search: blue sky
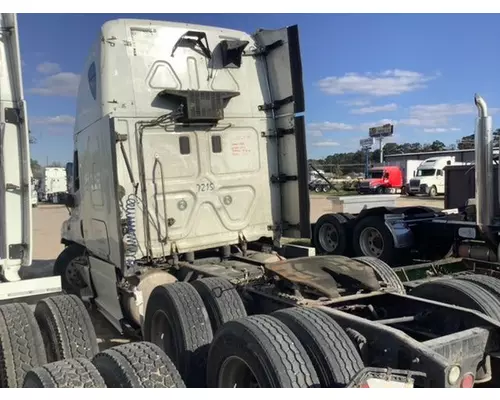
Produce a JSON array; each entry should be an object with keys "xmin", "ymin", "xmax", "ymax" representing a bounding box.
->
[{"xmin": 18, "ymin": 13, "xmax": 500, "ymax": 164}]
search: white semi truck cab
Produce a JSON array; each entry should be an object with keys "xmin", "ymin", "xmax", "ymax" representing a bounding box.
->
[
  {"xmin": 60, "ymin": 19, "xmax": 309, "ymax": 327},
  {"xmin": 408, "ymin": 156, "xmax": 455, "ymax": 197}
]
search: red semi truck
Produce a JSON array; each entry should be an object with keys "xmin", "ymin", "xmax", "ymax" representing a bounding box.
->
[{"xmin": 357, "ymin": 165, "xmax": 404, "ymax": 194}]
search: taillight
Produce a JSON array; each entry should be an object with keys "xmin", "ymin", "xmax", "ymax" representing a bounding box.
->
[
  {"xmin": 360, "ymin": 383, "xmax": 370, "ymax": 388},
  {"xmin": 460, "ymin": 373, "xmax": 475, "ymax": 388}
]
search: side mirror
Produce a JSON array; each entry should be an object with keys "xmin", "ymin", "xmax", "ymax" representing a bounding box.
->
[
  {"xmin": 65, "ymin": 193, "xmax": 76, "ymax": 208},
  {"xmin": 413, "ymin": 171, "xmax": 416, "ymax": 177}
]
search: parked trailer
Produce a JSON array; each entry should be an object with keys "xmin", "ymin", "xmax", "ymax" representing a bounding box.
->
[{"xmin": 46, "ymin": 17, "xmax": 500, "ymax": 389}]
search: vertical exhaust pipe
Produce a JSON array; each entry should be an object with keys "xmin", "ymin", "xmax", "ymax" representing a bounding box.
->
[{"xmin": 474, "ymin": 94, "xmax": 494, "ymax": 234}]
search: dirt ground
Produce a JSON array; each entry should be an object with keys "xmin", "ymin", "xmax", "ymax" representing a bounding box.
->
[{"xmin": 24, "ymin": 195, "xmax": 445, "ymax": 349}]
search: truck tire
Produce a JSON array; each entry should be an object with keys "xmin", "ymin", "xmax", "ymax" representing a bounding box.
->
[
  {"xmin": 272, "ymin": 307, "xmax": 364, "ymax": 387},
  {"xmin": 456, "ymin": 275, "xmax": 500, "ymax": 299},
  {"xmin": 352, "ymin": 216, "xmax": 406, "ymax": 265},
  {"xmin": 23, "ymin": 358, "xmax": 106, "ymax": 388},
  {"xmin": 353, "ymin": 256, "xmax": 406, "ymax": 294},
  {"xmin": 34, "ymin": 294, "xmax": 99, "ymax": 363},
  {"xmin": 339, "ymin": 212, "xmax": 355, "ymax": 221},
  {"xmin": 143, "ymin": 282, "xmax": 213, "ymax": 387},
  {"xmin": 92, "ymin": 342, "xmax": 186, "ymax": 388},
  {"xmin": 411, "ymin": 279, "xmax": 500, "ymax": 321},
  {"xmin": 313, "ymin": 213, "xmax": 350, "ymax": 255},
  {"xmin": 53, "ymin": 244, "xmax": 88, "ymax": 295},
  {"xmin": 375, "ymin": 186, "xmax": 384, "ymax": 194},
  {"xmin": 429, "ymin": 186, "xmax": 437, "ymax": 197},
  {"xmin": 207, "ymin": 314, "xmax": 320, "ymax": 388},
  {"xmin": 191, "ymin": 277, "xmax": 247, "ymax": 333},
  {"xmin": 0, "ymin": 303, "xmax": 47, "ymax": 388}
]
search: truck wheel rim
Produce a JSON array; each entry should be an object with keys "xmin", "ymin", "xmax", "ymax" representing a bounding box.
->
[
  {"xmin": 66, "ymin": 256, "xmax": 86, "ymax": 288},
  {"xmin": 150, "ymin": 309, "xmax": 175, "ymax": 359},
  {"xmin": 318, "ymin": 223, "xmax": 339, "ymax": 252},
  {"xmin": 359, "ymin": 227, "xmax": 384, "ymax": 257},
  {"xmin": 218, "ymin": 355, "xmax": 260, "ymax": 388}
]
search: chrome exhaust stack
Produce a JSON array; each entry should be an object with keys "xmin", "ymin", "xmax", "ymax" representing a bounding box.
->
[{"xmin": 474, "ymin": 94, "xmax": 494, "ymax": 234}]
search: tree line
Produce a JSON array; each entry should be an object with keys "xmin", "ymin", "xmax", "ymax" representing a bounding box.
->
[{"xmin": 310, "ymin": 131, "xmax": 499, "ymax": 169}]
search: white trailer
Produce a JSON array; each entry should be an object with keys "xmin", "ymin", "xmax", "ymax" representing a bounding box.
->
[{"xmin": 40, "ymin": 167, "xmax": 67, "ymax": 203}]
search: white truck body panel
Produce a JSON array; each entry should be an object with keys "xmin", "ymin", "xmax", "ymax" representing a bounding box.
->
[
  {"xmin": 403, "ymin": 160, "xmax": 422, "ymax": 184},
  {"xmin": 0, "ymin": 14, "xmax": 62, "ymax": 297},
  {"xmin": 0, "ymin": 14, "xmax": 33, "ymax": 281},
  {"xmin": 41, "ymin": 167, "xmax": 67, "ymax": 196},
  {"xmin": 69, "ymin": 20, "xmax": 308, "ymax": 271}
]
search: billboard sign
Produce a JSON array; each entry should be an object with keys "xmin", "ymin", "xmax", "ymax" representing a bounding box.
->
[
  {"xmin": 360, "ymin": 138, "xmax": 374, "ymax": 147},
  {"xmin": 369, "ymin": 124, "xmax": 394, "ymax": 138}
]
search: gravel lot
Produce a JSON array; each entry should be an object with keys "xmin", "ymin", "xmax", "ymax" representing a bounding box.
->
[{"xmin": 23, "ymin": 195, "xmax": 445, "ymax": 349}]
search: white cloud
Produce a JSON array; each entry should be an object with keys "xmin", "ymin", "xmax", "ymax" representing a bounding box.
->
[
  {"xmin": 36, "ymin": 62, "xmax": 61, "ymax": 75},
  {"xmin": 307, "ymin": 122, "xmax": 354, "ymax": 132},
  {"xmin": 350, "ymin": 103, "xmax": 398, "ymax": 115},
  {"xmin": 312, "ymin": 141, "xmax": 340, "ymax": 147},
  {"xmin": 308, "ymin": 130, "xmax": 323, "ymax": 137},
  {"xmin": 423, "ymin": 127, "xmax": 461, "ymax": 133},
  {"xmin": 31, "ymin": 115, "xmax": 75, "ymax": 125},
  {"xmin": 318, "ymin": 69, "xmax": 439, "ymax": 97},
  {"xmin": 337, "ymin": 99, "xmax": 371, "ymax": 107},
  {"xmin": 399, "ymin": 103, "xmax": 480, "ymax": 128},
  {"xmin": 29, "ymin": 71, "xmax": 80, "ymax": 97}
]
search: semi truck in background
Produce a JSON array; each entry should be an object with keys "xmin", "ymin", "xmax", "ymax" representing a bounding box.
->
[
  {"xmin": 357, "ymin": 160, "xmax": 421, "ymax": 195},
  {"xmin": 357, "ymin": 165, "xmax": 404, "ymax": 194},
  {"xmin": 407, "ymin": 156, "xmax": 460, "ymax": 197},
  {"xmin": 39, "ymin": 166, "xmax": 67, "ymax": 203},
  {"xmin": 5, "ymin": 12, "xmax": 500, "ymax": 389}
]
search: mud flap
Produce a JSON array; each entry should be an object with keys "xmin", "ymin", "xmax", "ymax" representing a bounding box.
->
[
  {"xmin": 253, "ymin": 26, "xmax": 310, "ymax": 239},
  {"xmin": 0, "ymin": 14, "xmax": 33, "ymax": 282}
]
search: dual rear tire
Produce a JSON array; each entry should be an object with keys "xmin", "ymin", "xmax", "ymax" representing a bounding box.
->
[
  {"xmin": 313, "ymin": 213, "xmax": 408, "ymax": 266},
  {"xmin": 0, "ymin": 294, "xmax": 99, "ymax": 388},
  {"xmin": 142, "ymin": 278, "xmax": 365, "ymax": 388}
]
